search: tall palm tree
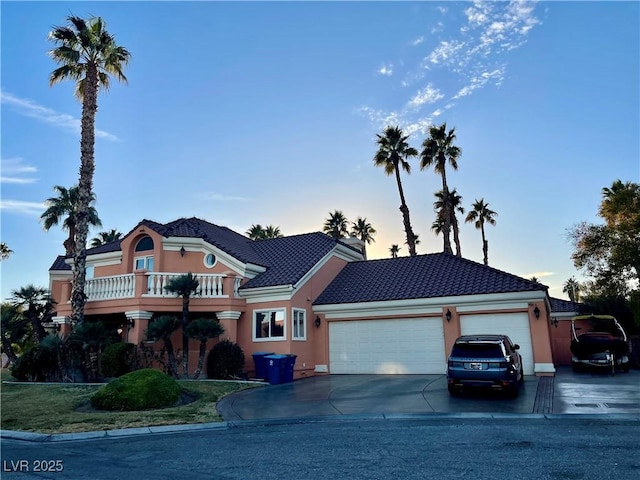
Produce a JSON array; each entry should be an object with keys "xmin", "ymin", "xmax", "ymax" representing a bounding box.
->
[
  {"xmin": 49, "ymin": 15, "xmax": 130, "ymax": 325},
  {"xmin": 420, "ymin": 123, "xmax": 462, "ymax": 255},
  {"xmin": 350, "ymin": 217, "xmax": 377, "ymax": 259},
  {"xmin": 1, "ymin": 303, "xmax": 30, "ymax": 366},
  {"xmin": 434, "ymin": 188, "xmax": 464, "ymax": 256},
  {"xmin": 164, "ymin": 272, "xmax": 200, "ymax": 378},
  {"xmin": 599, "ymin": 179, "xmax": 640, "ymax": 228},
  {"xmin": 10, "ymin": 285, "xmax": 54, "ymax": 344},
  {"xmin": 185, "ymin": 318, "xmax": 224, "ymax": 379},
  {"xmin": 323, "ymin": 210, "xmax": 349, "ymax": 240},
  {"xmin": 90, "ymin": 228, "xmax": 122, "ymax": 247},
  {"xmin": 0, "ymin": 243, "xmax": 13, "ymax": 261},
  {"xmin": 41, "ymin": 185, "xmax": 101, "ymax": 256},
  {"xmin": 374, "ymin": 126, "xmax": 419, "ymax": 256},
  {"xmin": 563, "ymin": 277, "xmax": 582, "ymax": 302},
  {"xmin": 389, "ymin": 244, "xmax": 400, "ymax": 258},
  {"xmin": 246, "ymin": 224, "xmax": 266, "ymax": 240},
  {"xmin": 264, "ymin": 225, "xmax": 283, "ymax": 239},
  {"xmin": 465, "ymin": 198, "xmax": 497, "ymax": 266}
]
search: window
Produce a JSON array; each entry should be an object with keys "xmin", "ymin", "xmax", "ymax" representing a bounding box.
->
[
  {"xmin": 86, "ymin": 265, "xmax": 95, "ymax": 279},
  {"xmin": 292, "ymin": 308, "xmax": 306, "ymax": 340},
  {"xmin": 253, "ymin": 309, "xmax": 286, "ymax": 341},
  {"xmin": 135, "ymin": 236, "xmax": 154, "ymax": 252},
  {"xmin": 135, "ymin": 256, "xmax": 154, "ymax": 271},
  {"xmin": 204, "ymin": 253, "xmax": 216, "ymax": 268}
]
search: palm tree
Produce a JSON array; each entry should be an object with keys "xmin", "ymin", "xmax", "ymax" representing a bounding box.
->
[
  {"xmin": 146, "ymin": 315, "xmax": 180, "ymax": 378},
  {"xmin": 246, "ymin": 224, "xmax": 266, "ymax": 240},
  {"xmin": 350, "ymin": 217, "xmax": 377, "ymax": 259},
  {"xmin": 389, "ymin": 244, "xmax": 400, "ymax": 258},
  {"xmin": 49, "ymin": 15, "xmax": 130, "ymax": 326},
  {"xmin": 1, "ymin": 303, "xmax": 30, "ymax": 366},
  {"xmin": 41, "ymin": 185, "xmax": 102, "ymax": 256},
  {"xmin": 164, "ymin": 272, "xmax": 200, "ymax": 378},
  {"xmin": 563, "ymin": 277, "xmax": 582, "ymax": 302},
  {"xmin": 465, "ymin": 198, "xmax": 497, "ymax": 266},
  {"xmin": 323, "ymin": 210, "xmax": 349, "ymax": 240},
  {"xmin": 374, "ymin": 126, "xmax": 419, "ymax": 256},
  {"xmin": 600, "ymin": 179, "xmax": 640, "ymax": 227},
  {"xmin": 90, "ymin": 228, "xmax": 122, "ymax": 247},
  {"xmin": 264, "ymin": 225, "xmax": 283, "ymax": 239},
  {"xmin": 420, "ymin": 123, "xmax": 462, "ymax": 255},
  {"xmin": 185, "ymin": 318, "xmax": 224, "ymax": 379},
  {"xmin": 10, "ymin": 285, "xmax": 54, "ymax": 344},
  {"xmin": 0, "ymin": 243, "xmax": 13, "ymax": 261},
  {"xmin": 434, "ymin": 189, "xmax": 464, "ymax": 256}
]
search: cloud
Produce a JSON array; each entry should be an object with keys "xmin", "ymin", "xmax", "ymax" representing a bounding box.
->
[
  {"xmin": 377, "ymin": 64, "xmax": 393, "ymax": 76},
  {"xmin": 408, "ymin": 84, "xmax": 445, "ymax": 108},
  {"xmin": 1, "ymin": 157, "xmax": 38, "ymax": 184},
  {"xmin": 410, "ymin": 36, "xmax": 424, "ymax": 46},
  {"xmin": 198, "ymin": 193, "xmax": 252, "ymax": 202},
  {"xmin": 523, "ymin": 271, "xmax": 556, "ymax": 279},
  {"xmin": 453, "ymin": 66, "xmax": 505, "ymax": 99},
  {"xmin": 0, "ymin": 199, "xmax": 45, "ymax": 215},
  {"xmin": 1, "ymin": 91, "xmax": 119, "ymax": 141}
]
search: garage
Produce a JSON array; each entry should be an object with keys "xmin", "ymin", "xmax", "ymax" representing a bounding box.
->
[
  {"xmin": 329, "ymin": 318, "xmax": 446, "ymax": 374},
  {"xmin": 460, "ymin": 313, "xmax": 535, "ymax": 375}
]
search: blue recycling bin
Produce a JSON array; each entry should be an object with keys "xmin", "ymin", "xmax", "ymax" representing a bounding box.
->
[
  {"xmin": 265, "ymin": 354, "xmax": 288, "ymax": 385},
  {"xmin": 282, "ymin": 354, "xmax": 297, "ymax": 383},
  {"xmin": 252, "ymin": 352, "xmax": 274, "ymax": 381}
]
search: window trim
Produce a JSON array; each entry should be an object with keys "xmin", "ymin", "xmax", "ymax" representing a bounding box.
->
[
  {"xmin": 134, "ymin": 255, "xmax": 154, "ymax": 271},
  {"xmin": 252, "ymin": 308, "xmax": 286, "ymax": 342},
  {"xmin": 292, "ymin": 308, "xmax": 307, "ymax": 341},
  {"xmin": 203, "ymin": 253, "xmax": 217, "ymax": 269}
]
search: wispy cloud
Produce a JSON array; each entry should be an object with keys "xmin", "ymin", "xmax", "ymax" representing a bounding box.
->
[
  {"xmin": 361, "ymin": 1, "xmax": 540, "ymax": 137},
  {"xmin": 524, "ymin": 271, "xmax": 556, "ymax": 279},
  {"xmin": 377, "ymin": 64, "xmax": 393, "ymax": 76},
  {"xmin": 1, "ymin": 91, "xmax": 119, "ymax": 141},
  {"xmin": 1, "ymin": 157, "xmax": 37, "ymax": 184},
  {"xmin": 0, "ymin": 199, "xmax": 45, "ymax": 215},
  {"xmin": 198, "ymin": 193, "xmax": 252, "ymax": 202}
]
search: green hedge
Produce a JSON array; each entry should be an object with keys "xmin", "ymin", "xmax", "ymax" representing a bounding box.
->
[{"xmin": 91, "ymin": 368, "xmax": 181, "ymax": 411}]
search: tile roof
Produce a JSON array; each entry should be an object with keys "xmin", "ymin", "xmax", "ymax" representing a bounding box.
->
[
  {"xmin": 49, "ymin": 255, "xmax": 70, "ymax": 271},
  {"xmin": 313, "ymin": 253, "xmax": 547, "ymax": 305},
  {"xmin": 549, "ymin": 297, "xmax": 584, "ymax": 313},
  {"xmin": 241, "ymin": 233, "xmax": 337, "ymax": 289}
]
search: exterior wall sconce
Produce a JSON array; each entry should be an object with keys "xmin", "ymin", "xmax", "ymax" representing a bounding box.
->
[
  {"xmin": 551, "ymin": 317, "xmax": 558, "ymax": 328},
  {"xmin": 533, "ymin": 305, "xmax": 540, "ymax": 319},
  {"xmin": 315, "ymin": 316, "xmax": 321, "ymax": 328},
  {"xmin": 127, "ymin": 318, "xmax": 135, "ymax": 329},
  {"xmin": 180, "ymin": 246, "xmax": 186, "ymax": 257},
  {"xmin": 55, "ymin": 323, "xmax": 61, "ymax": 332},
  {"xmin": 117, "ymin": 328, "xmax": 123, "ymax": 335},
  {"xmin": 445, "ymin": 309, "xmax": 452, "ymax": 322}
]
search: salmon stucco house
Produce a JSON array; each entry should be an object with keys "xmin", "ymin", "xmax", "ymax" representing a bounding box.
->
[{"xmin": 49, "ymin": 217, "xmax": 558, "ymax": 378}]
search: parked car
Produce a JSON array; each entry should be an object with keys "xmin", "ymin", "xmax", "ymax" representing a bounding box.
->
[
  {"xmin": 570, "ymin": 314, "xmax": 630, "ymax": 373},
  {"xmin": 446, "ymin": 334, "xmax": 524, "ymax": 397}
]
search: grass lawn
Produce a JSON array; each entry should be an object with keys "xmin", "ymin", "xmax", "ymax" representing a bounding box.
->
[{"xmin": 0, "ymin": 369, "xmax": 261, "ymax": 434}]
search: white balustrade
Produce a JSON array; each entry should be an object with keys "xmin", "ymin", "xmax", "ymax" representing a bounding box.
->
[
  {"xmin": 144, "ymin": 273, "xmax": 227, "ymax": 298},
  {"xmin": 85, "ymin": 274, "xmax": 135, "ymax": 301}
]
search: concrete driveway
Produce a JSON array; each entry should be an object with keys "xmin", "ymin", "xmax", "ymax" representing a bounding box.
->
[{"xmin": 217, "ymin": 368, "xmax": 640, "ymax": 421}]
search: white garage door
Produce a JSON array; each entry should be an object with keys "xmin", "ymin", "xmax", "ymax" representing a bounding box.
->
[
  {"xmin": 460, "ymin": 313, "xmax": 534, "ymax": 375},
  {"xmin": 329, "ymin": 318, "xmax": 446, "ymax": 374}
]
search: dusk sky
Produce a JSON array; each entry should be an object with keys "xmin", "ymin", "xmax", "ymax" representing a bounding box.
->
[{"xmin": 1, "ymin": 1, "xmax": 638, "ymax": 301}]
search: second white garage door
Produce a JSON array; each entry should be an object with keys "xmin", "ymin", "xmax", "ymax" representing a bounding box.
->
[
  {"xmin": 459, "ymin": 313, "xmax": 534, "ymax": 375},
  {"xmin": 329, "ymin": 318, "xmax": 446, "ymax": 374}
]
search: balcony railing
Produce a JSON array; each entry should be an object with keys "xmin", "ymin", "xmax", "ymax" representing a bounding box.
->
[{"xmin": 84, "ymin": 272, "xmax": 238, "ymax": 302}]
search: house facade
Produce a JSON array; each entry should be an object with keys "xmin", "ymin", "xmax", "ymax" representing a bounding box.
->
[{"xmin": 49, "ymin": 217, "xmax": 558, "ymax": 378}]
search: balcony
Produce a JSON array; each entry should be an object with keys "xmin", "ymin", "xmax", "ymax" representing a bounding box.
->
[{"xmin": 83, "ymin": 272, "xmax": 241, "ymax": 302}]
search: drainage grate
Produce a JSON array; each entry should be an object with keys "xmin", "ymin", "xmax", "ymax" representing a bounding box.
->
[
  {"xmin": 603, "ymin": 403, "xmax": 640, "ymax": 409},
  {"xmin": 573, "ymin": 403, "xmax": 601, "ymax": 408}
]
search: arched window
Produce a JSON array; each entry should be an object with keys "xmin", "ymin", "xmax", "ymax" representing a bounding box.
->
[
  {"xmin": 134, "ymin": 236, "xmax": 154, "ymax": 272},
  {"xmin": 135, "ymin": 236, "xmax": 154, "ymax": 252}
]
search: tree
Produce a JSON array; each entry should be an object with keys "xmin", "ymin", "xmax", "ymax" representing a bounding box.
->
[
  {"xmin": 246, "ymin": 224, "xmax": 283, "ymax": 240},
  {"xmin": 350, "ymin": 217, "xmax": 377, "ymax": 259},
  {"xmin": 146, "ymin": 315, "xmax": 180, "ymax": 378},
  {"xmin": 0, "ymin": 243, "xmax": 13, "ymax": 261},
  {"xmin": 185, "ymin": 318, "xmax": 224, "ymax": 379},
  {"xmin": 420, "ymin": 123, "xmax": 462, "ymax": 255},
  {"xmin": 434, "ymin": 189, "xmax": 464, "ymax": 257},
  {"xmin": 164, "ymin": 272, "xmax": 200, "ymax": 378},
  {"xmin": 1, "ymin": 303, "xmax": 30, "ymax": 366},
  {"xmin": 41, "ymin": 185, "xmax": 101, "ymax": 256},
  {"xmin": 264, "ymin": 225, "xmax": 283, "ymax": 239},
  {"xmin": 389, "ymin": 244, "xmax": 400, "ymax": 258},
  {"xmin": 90, "ymin": 228, "xmax": 122, "ymax": 247},
  {"xmin": 49, "ymin": 15, "xmax": 130, "ymax": 325},
  {"xmin": 10, "ymin": 285, "xmax": 54, "ymax": 344},
  {"xmin": 374, "ymin": 126, "xmax": 419, "ymax": 256},
  {"xmin": 465, "ymin": 198, "xmax": 497, "ymax": 266},
  {"xmin": 323, "ymin": 210, "xmax": 349, "ymax": 240},
  {"xmin": 563, "ymin": 277, "xmax": 583, "ymax": 302}
]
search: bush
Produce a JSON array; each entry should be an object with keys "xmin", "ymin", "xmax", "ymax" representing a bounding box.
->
[
  {"xmin": 207, "ymin": 340, "xmax": 245, "ymax": 379},
  {"xmin": 10, "ymin": 345, "xmax": 59, "ymax": 382},
  {"xmin": 91, "ymin": 368, "xmax": 181, "ymax": 411},
  {"xmin": 101, "ymin": 342, "xmax": 136, "ymax": 378}
]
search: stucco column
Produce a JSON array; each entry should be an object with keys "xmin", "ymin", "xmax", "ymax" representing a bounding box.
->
[
  {"xmin": 529, "ymin": 302, "xmax": 555, "ymax": 375},
  {"xmin": 134, "ymin": 270, "xmax": 149, "ymax": 297},
  {"xmin": 222, "ymin": 273, "xmax": 240, "ymax": 297},
  {"xmin": 60, "ymin": 282, "xmax": 72, "ymax": 303},
  {"xmin": 125, "ymin": 310, "xmax": 153, "ymax": 344},
  {"xmin": 442, "ymin": 306, "xmax": 460, "ymax": 357},
  {"xmin": 216, "ymin": 311, "xmax": 242, "ymax": 342},
  {"xmin": 52, "ymin": 315, "xmax": 72, "ymax": 336}
]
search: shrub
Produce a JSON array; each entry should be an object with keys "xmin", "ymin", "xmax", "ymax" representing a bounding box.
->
[
  {"xmin": 101, "ymin": 342, "xmax": 136, "ymax": 378},
  {"xmin": 91, "ymin": 368, "xmax": 181, "ymax": 411},
  {"xmin": 10, "ymin": 345, "xmax": 59, "ymax": 382},
  {"xmin": 207, "ymin": 340, "xmax": 245, "ymax": 379}
]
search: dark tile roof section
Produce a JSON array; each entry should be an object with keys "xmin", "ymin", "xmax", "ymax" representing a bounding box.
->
[
  {"xmin": 49, "ymin": 255, "xmax": 71, "ymax": 271},
  {"xmin": 314, "ymin": 253, "xmax": 547, "ymax": 305},
  {"xmin": 241, "ymin": 233, "xmax": 338, "ymax": 289},
  {"xmin": 549, "ymin": 297, "xmax": 584, "ymax": 313}
]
